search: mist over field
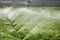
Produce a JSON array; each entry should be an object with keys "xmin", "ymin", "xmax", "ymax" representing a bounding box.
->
[
  {"xmin": 0, "ymin": 7, "xmax": 60, "ymax": 40},
  {"xmin": 0, "ymin": 0, "xmax": 60, "ymax": 40}
]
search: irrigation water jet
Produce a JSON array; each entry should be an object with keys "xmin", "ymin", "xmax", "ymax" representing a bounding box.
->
[
  {"xmin": 0, "ymin": 7, "xmax": 60, "ymax": 40},
  {"xmin": 0, "ymin": 7, "xmax": 60, "ymax": 19}
]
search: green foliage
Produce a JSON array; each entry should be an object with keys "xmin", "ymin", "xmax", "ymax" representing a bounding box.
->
[{"xmin": 0, "ymin": 7, "xmax": 60, "ymax": 40}]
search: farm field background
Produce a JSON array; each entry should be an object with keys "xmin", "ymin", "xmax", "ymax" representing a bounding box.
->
[{"xmin": 0, "ymin": 7, "xmax": 60, "ymax": 40}]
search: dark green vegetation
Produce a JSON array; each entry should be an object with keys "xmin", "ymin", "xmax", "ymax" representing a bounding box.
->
[{"xmin": 0, "ymin": 7, "xmax": 60, "ymax": 40}]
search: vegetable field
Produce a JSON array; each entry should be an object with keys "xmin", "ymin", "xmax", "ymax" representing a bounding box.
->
[{"xmin": 0, "ymin": 7, "xmax": 60, "ymax": 40}]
